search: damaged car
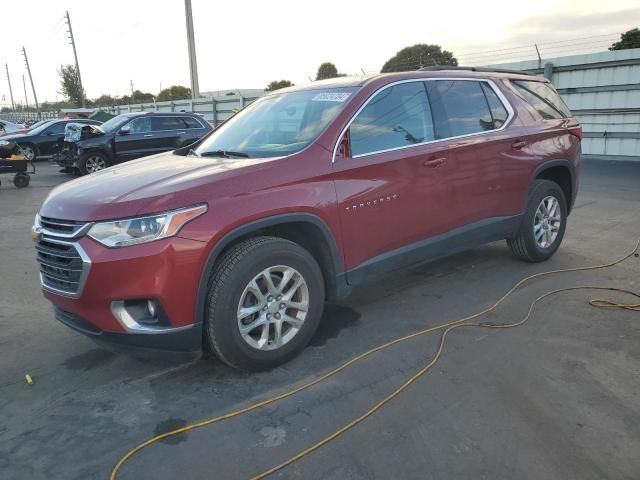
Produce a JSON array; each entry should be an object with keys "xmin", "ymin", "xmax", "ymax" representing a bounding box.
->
[{"xmin": 56, "ymin": 112, "xmax": 212, "ymax": 174}]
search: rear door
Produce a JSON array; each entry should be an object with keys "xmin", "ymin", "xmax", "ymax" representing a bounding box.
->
[
  {"xmin": 179, "ymin": 116, "xmax": 209, "ymax": 147},
  {"xmin": 113, "ymin": 116, "xmax": 156, "ymax": 160},
  {"xmin": 150, "ymin": 116, "xmax": 185, "ymax": 151},
  {"xmin": 333, "ymin": 80, "xmax": 461, "ymax": 273},
  {"xmin": 424, "ymin": 79, "xmax": 515, "ymax": 224}
]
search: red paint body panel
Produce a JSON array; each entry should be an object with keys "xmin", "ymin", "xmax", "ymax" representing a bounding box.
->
[{"xmin": 37, "ymin": 70, "xmax": 581, "ymax": 349}]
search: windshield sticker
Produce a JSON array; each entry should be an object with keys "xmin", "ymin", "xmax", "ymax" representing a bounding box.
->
[{"xmin": 312, "ymin": 92, "xmax": 352, "ymax": 102}]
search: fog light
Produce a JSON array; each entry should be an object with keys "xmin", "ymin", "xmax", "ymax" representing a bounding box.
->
[{"xmin": 147, "ymin": 299, "xmax": 157, "ymax": 318}]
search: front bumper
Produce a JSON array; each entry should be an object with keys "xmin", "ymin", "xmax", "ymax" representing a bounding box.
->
[{"xmin": 40, "ymin": 235, "xmax": 210, "ymax": 353}]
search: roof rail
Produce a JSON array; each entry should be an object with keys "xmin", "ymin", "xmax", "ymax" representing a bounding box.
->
[{"xmin": 419, "ymin": 66, "xmax": 537, "ymax": 76}]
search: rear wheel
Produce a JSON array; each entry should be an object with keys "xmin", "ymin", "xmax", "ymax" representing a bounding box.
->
[
  {"xmin": 507, "ymin": 179, "xmax": 567, "ymax": 262},
  {"xmin": 78, "ymin": 151, "xmax": 110, "ymax": 175},
  {"xmin": 205, "ymin": 236, "xmax": 325, "ymax": 371}
]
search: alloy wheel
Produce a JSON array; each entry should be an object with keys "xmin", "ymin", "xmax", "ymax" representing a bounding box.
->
[
  {"xmin": 533, "ymin": 195, "xmax": 561, "ymax": 248},
  {"xmin": 237, "ymin": 265, "xmax": 309, "ymax": 351},
  {"xmin": 85, "ymin": 155, "xmax": 107, "ymax": 173}
]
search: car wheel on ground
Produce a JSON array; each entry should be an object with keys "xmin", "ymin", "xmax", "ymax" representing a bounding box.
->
[
  {"xmin": 18, "ymin": 144, "xmax": 36, "ymax": 161},
  {"xmin": 78, "ymin": 152, "xmax": 110, "ymax": 175},
  {"xmin": 205, "ymin": 236, "xmax": 325, "ymax": 371},
  {"xmin": 507, "ymin": 179, "xmax": 567, "ymax": 262}
]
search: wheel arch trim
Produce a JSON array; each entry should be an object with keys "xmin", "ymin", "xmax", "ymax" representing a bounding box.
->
[
  {"xmin": 529, "ymin": 159, "xmax": 576, "ymax": 212},
  {"xmin": 193, "ymin": 212, "xmax": 345, "ymax": 328}
]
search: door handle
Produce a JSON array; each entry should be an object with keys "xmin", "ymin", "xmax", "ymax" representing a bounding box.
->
[
  {"xmin": 511, "ymin": 140, "xmax": 528, "ymax": 149},
  {"xmin": 423, "ymin": 157, "xmax": 446, "ymax": 168},
  {"xmin": 144, "ymin": 134, "xmax": 153, "ymax": 137}
]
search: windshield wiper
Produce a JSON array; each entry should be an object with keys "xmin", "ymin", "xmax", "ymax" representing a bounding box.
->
[{"xmin": 199, "ymin": 150, "xmax": 250, "ymax": 158}]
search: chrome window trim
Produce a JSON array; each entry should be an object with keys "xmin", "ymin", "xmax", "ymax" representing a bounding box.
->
[
  {"xmin": 38, "ymin": 236, "xmax": 92, "ymax": 299},
  {"xmin": 331, "ymin": 77, "xmax": 515, "ymax": 163},
  {"xmin": 121, "ymin": 115, "xmax": 206, "ymax": 135}
]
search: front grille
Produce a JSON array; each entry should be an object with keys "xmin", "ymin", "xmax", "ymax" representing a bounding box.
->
[
  {"xmin": 39, "ymin": 216, "xmax": 88, "ymax": 236},
  {"xmin": 36, "ymin": 237, "xmax": 87, "ymax": 295}
]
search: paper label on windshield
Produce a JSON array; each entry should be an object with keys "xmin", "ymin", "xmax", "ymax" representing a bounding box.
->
[{"xmin": 312, "ymin": 92, "xmax": 352, "ymax": 102}]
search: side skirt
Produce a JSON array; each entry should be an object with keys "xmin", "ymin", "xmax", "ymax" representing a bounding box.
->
[{"xmin": 346, "ymin": 214, "xmax": 523, "ymax": 287}]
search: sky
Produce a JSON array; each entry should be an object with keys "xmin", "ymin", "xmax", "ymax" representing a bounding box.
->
[{"xmin": 0, "ymin": 0, "xmax": 639, "ymax": 106}]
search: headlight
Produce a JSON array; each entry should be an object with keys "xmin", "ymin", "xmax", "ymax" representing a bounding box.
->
[
  {"xmin": 0, "ymin": 140, "xmax": 10, "ymax": 146},
  {"xmin": 87, "ymin": 204, "xmax": 207, "ymax": 248}
]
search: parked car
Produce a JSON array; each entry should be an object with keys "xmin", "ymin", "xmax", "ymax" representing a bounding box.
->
[
  {"xmin": 34, "ymin": 68, "xmax": 581, "ymax": 371},
  {"xmin": 0, "ymin": 119, "xmax": 102, "ymax": 161},
  {"xmin": 0, "ymin": 119, "xmax": 25, "ymax": 136},
  {"xmin": 55, "ymin": 112, "xmax": 213, "ymax": 174}
]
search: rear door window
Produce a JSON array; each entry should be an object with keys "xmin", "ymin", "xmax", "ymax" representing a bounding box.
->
[
  {"xmin": 512, "ymin": 80, "xmax": 571, "ymax": 119},
  {"xmin": 151, "ymin": 117, "xmax": 184, "ymax": 132},
  {"xmin": 480, "ymin": 83, "xmax": 509, "ymax": 128},
  {"xmin": 426, "ymin": 80, "xmax": 496, "ymax": 138},
  {"xmin": 350, "ymin": 81, "xmax": 434, "ymax": 156}
]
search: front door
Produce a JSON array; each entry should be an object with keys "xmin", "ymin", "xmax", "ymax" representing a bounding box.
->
[
  {"xmin": 114, "ymin": 116, "xmax": 157, "ymax": 161},
  {"xmin": 332, "ymin": 80, "xmax": 462, "ymax": 276}
]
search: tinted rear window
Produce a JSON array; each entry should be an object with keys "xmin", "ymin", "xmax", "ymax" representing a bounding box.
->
[
  {"xmin": 480, "ymin": 83, "xmax": 509, "ymax": 128},
  {"xmin": 151, "ymin": 116, "xmax": 185, "ymax": 131},
  {"xmin": 426, "ymin": 80, "xmax": 495, "ymax": 138},
  {"xmin": 512, "ymin": 80, "xmax": 571, "ymax": 119}
]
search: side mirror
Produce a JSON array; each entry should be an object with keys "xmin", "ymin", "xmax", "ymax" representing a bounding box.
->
[{"xmin": 119, "ymin": 125, "xmax": 131, "ymax": 135}]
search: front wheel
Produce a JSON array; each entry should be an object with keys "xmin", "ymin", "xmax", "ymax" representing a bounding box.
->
[
  {"xmin": 78, "ymin": 151, "xmax": 110, "ymax": 175},
  {"xmin": 18, "ymin": 144, "xmax": 36, "ymax": 161},
  {"xmin": 205, "ymin": 236, "xmax": 325, "ymax": 371},
  {"xmin": 507, "ymin": 179, "xmax": 567, "ymax": 262}
]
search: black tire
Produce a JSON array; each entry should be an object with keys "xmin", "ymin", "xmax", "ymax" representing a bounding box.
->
[
  {"xmin": 507, "ymin": 179, "xmax": 567, "ymax": 262},
  {"xmin": 78, "ymin": 151, "xmax": 110, "ymax": 175},
  {"xmin": 13, "ymin": 173, "xmax": 30, "ymax": 188},
  {"xmin": 205, "ymin": 236, "xmax": 325, "ymax": 371},
  {"xmin": 18, "ymin": 143, "xmax": 37, "ymax": 161}
]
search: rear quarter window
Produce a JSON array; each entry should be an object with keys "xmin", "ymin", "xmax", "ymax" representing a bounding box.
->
[{"xmin": 512, "ymin": 80, "xmax": 571, "ymax": 119}]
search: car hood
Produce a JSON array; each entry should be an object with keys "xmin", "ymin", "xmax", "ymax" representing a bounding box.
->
[
  {"xmin": 39, "ymin": 151, "xmax": 281, "ymax": 221},
  {"xmin": 0, "ymin": 132, "xmax": 29, "ymax": 142}
]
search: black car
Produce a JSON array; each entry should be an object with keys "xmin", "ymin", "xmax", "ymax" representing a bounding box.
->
[
  {"xmin": 57, "ymin": 112, "xmax": 213, "ymax": 174},
  {"xmin": 0, "ymin": 119, "xmax": 102, "ymax": 161}
]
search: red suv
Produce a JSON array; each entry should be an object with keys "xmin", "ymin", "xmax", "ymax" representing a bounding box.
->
[{"xmin": 34, "ymin": 68, "xmax": 581, "ymax": 370}]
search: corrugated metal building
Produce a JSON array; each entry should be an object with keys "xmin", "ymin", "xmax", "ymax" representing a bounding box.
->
[{"xmin": 488, "ymin": 48, "xmax": 640, "ymax": 161}]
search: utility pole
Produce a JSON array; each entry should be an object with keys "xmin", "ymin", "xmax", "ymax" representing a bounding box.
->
[
  {"xmin": 534, "ymin": 44, "xmax": 542, "ymax": 69},
  {"xmin": 22, "ymin": 74, "xmax": 28, "ymax": 107},
  {"xmin": 22, "ymin": 47, "xmax": 40, "ymax": 118},
  {"xmin": 5, "ymin": 64, "xmax": 15, "ymax": 109},
  {"xmin": 184, "ymin": 0, "xmax": 200, "ymax": 99},
  {"xmin": 130, "ymin": 80, "xmax": 134, "ymax": 96},
  {"xmin": 65, "ymin": 10, "xmax": 85, "ymax": 108}
]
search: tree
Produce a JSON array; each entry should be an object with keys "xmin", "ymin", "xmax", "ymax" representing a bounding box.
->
[
  {"xmin": 121, "ymin": 90, "xmax": 155, "ymax": 104},
  {"xmin": 58, "ymin": 64, "xmax": 84, "ymax": 107},
  {"xmin": 156, "ymin": 85, "xmax": 191, "ymax": 101},
  {"xmin": 316, "ymin": 62, "xmax": 339, "ymax": 80},
  {"xmin": 92, "ymin": 94, "xmax": 118, "ymax": 107},
  {"xmin": 610, "ymin": 28, "xmax": 640, "ymax": 50},
  {"xmin": 381, "ymin": 44, "xmax": 458, "ymax": 72},
  {"xmin": 265, "ymin": 80, "xmax": 294, "ymax": 91}
]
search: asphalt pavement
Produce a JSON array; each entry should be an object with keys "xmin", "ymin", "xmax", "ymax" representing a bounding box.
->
[{"xmin": 0, "ymin": 159, "xmax": 639, "ymax": 480}]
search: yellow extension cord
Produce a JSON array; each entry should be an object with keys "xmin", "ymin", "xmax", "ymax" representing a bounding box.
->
[{"xmin": 110, "ymin": 237, "xmax": 640, "ymax": 480}]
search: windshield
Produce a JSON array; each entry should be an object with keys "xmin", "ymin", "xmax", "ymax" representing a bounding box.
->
[
  {"xmin": 194, "ymin": 87, "xmax": 358, "ymax": 158},
  {"xmin": 97, "ymin": 114, "xmax": 131, "ymax": 133},
  {"xmin": 27, "ymin": 121, "xmax": 55, "ymax": 136}
]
